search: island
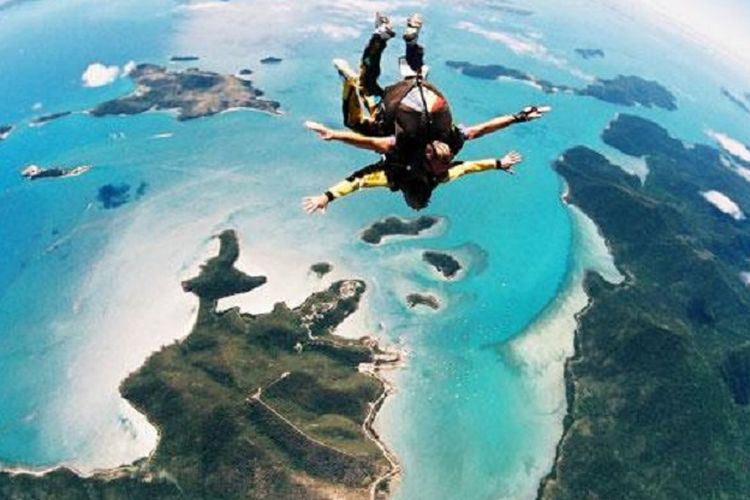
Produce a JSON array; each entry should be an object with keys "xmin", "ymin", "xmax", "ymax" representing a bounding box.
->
[
  {"xmin": 538, "ymin": 115, "xmax": 750, "ymax": 499},
  {"xmin": 445, "ymin": 60, "xmax": 567, "ymax": 94},
  {"xmin": 578, "ymin": 75, "xmax": 677, "ymax": 110},
  {"xmin": 446, "ymin": 61, "xmax": 677, "ymax": 110},
  {"xmin": 260, "ymin": 56, "xmax": 282, "ymax": 64},
  {"xmin": 21, "ymin": 164, "xmax": 90, "ymax": 180},
  {"xmin": 0, "ymin": 124, "xmax": 13, "ymax": 141},
  {"xmin": 361, "ymin": 216, "xmax": 441, "ymax": 245},
  {"xmin": 30, "ymin": 111, "xmax": 72, "ymax": 126},
  {"xmin": 310, "ymin": 262, "xmax": 333, "ymax": 278},
  {"xmin": 721, "ymin": 87, "xmax": 750, "ymax": 114},
  {"xmin": 0, "ymin": 230, "xmax": 400, "ymax": 499},
  {"xmin": 574, "ymin": 48, "xmax": 605, "ymax": 59},
  {"xmin": 239, "ymin": 68, "xmax": 253, "ymax": 76},
  {"xmin": 422, "ymin": 251, "xmax": 462, "ymax": 279},
  {"xmin": 406, "ymin": 293, "xmax": 440, "ymax": 310},
  {"xmin": 89, "ymin": 63, "xmax": 281, "ymax": 121},
  {"xmin": 169, "ymin": 55, "xmax": 200, "ymax": 62}
]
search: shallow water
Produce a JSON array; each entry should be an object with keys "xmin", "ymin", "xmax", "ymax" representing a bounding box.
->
[{"xmin": 0, "ymin": 1, "xmax": 748, "ymax": 497}]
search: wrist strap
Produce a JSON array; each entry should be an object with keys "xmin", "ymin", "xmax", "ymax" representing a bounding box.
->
[{"xmin": 513, "ymin": 106, "xmax": 538, "ymax": 123}]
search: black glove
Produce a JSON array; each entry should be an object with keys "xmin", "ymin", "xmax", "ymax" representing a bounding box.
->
[{"xmin": 513, "ymin": 106, "xmax": 539, "ymax": 123}]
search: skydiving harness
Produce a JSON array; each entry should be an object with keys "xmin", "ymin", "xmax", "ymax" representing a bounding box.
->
[
  {"xmin": 415, "ymin": 71, "xmax": 433, "ymax": 144},
  {"xmin": 380, "ymin": 72, "xmax": 454, "ymax": 181}
]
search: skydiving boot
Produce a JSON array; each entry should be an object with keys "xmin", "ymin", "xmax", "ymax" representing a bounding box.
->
[
  {"xmin": 403, "ymin": 13, "xmax": 423, "ymax": 44},
  {"xmin": 374, "ymin": 12, "xmax": 395, "ymax": 40}
]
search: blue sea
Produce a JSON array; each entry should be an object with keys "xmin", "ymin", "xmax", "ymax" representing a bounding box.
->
[{"xmin": 1, "ymin": 0, "xmax": 749, "ymax": 497}]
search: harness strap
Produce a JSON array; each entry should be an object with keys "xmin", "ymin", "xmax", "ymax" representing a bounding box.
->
[{"xmin": 415, "ymin": 73, "xmax": 433, "ymax": 141}]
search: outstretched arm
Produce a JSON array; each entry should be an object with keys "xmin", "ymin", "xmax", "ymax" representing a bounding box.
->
[
  {"xmin": 462, "ymin": 106, "xmax": 550, "ymax": 141},
  {"xmin": 304, "ymin": 121, "xmax": 395, "ymax": 154},
  {"xmin": 302, "ymin": 167, "xmax": 390, "ymax": 214},
  {"xmin": 444, "ymin": 151, "xmax": 523, "ymax": 183}
]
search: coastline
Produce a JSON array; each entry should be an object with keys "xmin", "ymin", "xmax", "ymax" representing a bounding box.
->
[
  {"xmin": 506, "ymin": 202, "xmax": 622, "ymax": 499},
  {"xmin": 1, "ymin": 232, "xmax": 404, "ymax": 498},
  {"xmin": 360, "ymin": 344, "xmax": 405, "ymax": 499}
]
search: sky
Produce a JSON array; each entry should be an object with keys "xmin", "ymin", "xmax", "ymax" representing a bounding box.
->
[{"xmin": 605, "ymin": 0, "xmax": 750, "ymax": 83}]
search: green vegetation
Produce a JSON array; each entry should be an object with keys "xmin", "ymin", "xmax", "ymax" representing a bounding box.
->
[
  {"xmin": 1, "ymin": 230, "xmax": 396, "ymax": 499},
  {"xmin": 446, "ymin": 61, "xmax": 677, "ymax": 110},
  {"xmin": 422, "ymin": 251, "xmax": 461, "ymax": 279},
  {"xmin": 539, "ymin": 115, "xmax": 750, "ymax": 499},
  {"xmin": 361, "ymin": 216, "xmax": 440, "ymax": 244},
  {"xmin": 579, "ymin": 75, "xmax": 677, "ymax": 110},
  {"xmin": 406, "ymin": 293, "xmax": 440, "ymax": 310},
  {"xmin": 30, "ymin": 111, "xmax": 72, "ymax": 125},
  {"xmin": 721, "ymin": 88, "xmax": 750, "ymax": 114},
  {"xmin": 310, "ymin": 262, "xmax": 333, "ymax": 278},
  {"xmin": 90, "ymin": 64, "xmax": 280, "ymax": 121},
  {"xmin": 575, "ymin": 48, "xmax": 605, "ymax": 60},
  {"xmin": 0, "ymin": 124, "xmax": 13, "ymax": 141}
]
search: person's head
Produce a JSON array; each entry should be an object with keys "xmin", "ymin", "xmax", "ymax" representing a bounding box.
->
[
  {"xmin": 425, "ymin": 140, "xmax": 453, "ymax": 173},
  {"xmin": 425, "ymin": 140, "xmax": 453, "ymax": 163},
  {"xmin": 401, "ymin": 174, "xmax": 434, "ymax": 210}
]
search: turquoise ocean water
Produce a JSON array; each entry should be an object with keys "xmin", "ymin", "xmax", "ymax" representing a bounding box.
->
[{"xmin": 1, "ymin": 0, "xmax": 749, "ymax": 497}]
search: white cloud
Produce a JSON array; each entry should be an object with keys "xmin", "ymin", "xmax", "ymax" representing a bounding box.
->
[
  {"xmin": 741, "ymin": 272, "xmax": 750, "ymax": 287},
  {"xmin": 735, "ymin": 166, "xmax": 750, "ymax": 183},
  {"xmin": 707, "ymin": 130, "xmax": 750, "ymax": 163},
  {"xmin": 179, "ymin": 1, "xmax": 228, "ymax": 11},
  {"xmin": 317, "ymin": 23, "xmax": 361, "ymax": 40},
  {"xmin": 701, "ymin": 190, "xmax": 745, "ymax": 220},
  {"xmin": 82, "ymin": 62, "xmax": 121, "ymax": 87},
  {"xmin": 457, "ymin": 21, "xmax": 556, "ymax": 61},
  {"xmin": 170, "ymin": 0, "xmax": 426, "ymax": 67},
  {"xmin": 455, "ymin": 21, "xmax": 593, "ymax": 81},
  {"xmin": 122, "ymin": 60, "xmax": 137, "ymax": 77},
  {"xmin": 708, "ymin": 130, "xmax": 750, "ymax": 184},
  {"xmin": 602, "ymin": 0, "xmax": 750, "ymax": 82}
]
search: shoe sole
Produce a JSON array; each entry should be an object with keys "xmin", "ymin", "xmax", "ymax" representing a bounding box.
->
[{"xmin": 333, "ymin": 58, "xmax": 357, "ymax": 81}]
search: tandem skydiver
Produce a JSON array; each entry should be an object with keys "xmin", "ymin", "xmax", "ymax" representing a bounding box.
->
[
  {"xmin": 302, "ymin": 150, "xmax": 523, "ymax": 214},
  {"xmin": 302, "ymin": 13, "xmax": 549, "ymax": 212}
]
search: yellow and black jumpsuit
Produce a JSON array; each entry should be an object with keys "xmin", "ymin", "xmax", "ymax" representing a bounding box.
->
[
  {"xmin": 342, "ymin": 33, "xmax": 425, "ymax": 136},
  {"xmin": 324, "ymin": 158, "xmax": 506, "ymax": 203}
]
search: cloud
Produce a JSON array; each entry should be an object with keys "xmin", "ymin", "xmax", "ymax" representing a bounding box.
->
[
  {"xmin": 301, "ymin": 22, "xmax": 361, "ymax": 40},
  {"xmin": 82, "ymin": 63, "xmax": 121, "ymax": 87},
  {"xmin": 178, "ymin": 0, "xmax": 228, "ymax": 11},
  {"xmin": 700, "ymin": 190, "xmax": 745, "ymax": 220},
  {"xmin": 170, "ymin": 0, "xmax": 427, "ymax": 66},
  {"xmin": 318, "ymin": 23, "xmax": 361, "ymax": 40},
  {"xmin": 734, "ymin": 166, "xmax": 750, "ymax": 184},
  {"xmin": 708, "ymin": 130, "xmax": 750, "ymax": 184},
  {"xmin": 706, "ymin": 130, "xmax": 750, "ymax": 163},
  {"xmin": 455, "ymin": 21, "xmax": 593, "ymax": 81},
  {"xmin": 122, "ymin": 60, "xmax": 137, "ymax": 77},
  {"xmin": 741, "ymin": 272, "xmax": 750, "ymax": 287},
  {"xmin": 600, "ymin": 0, "xmax": 750, "ymax": 81},
  {"xmin": 457, "ymin": 21, "xmax": 554, "ymax": 60}
]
